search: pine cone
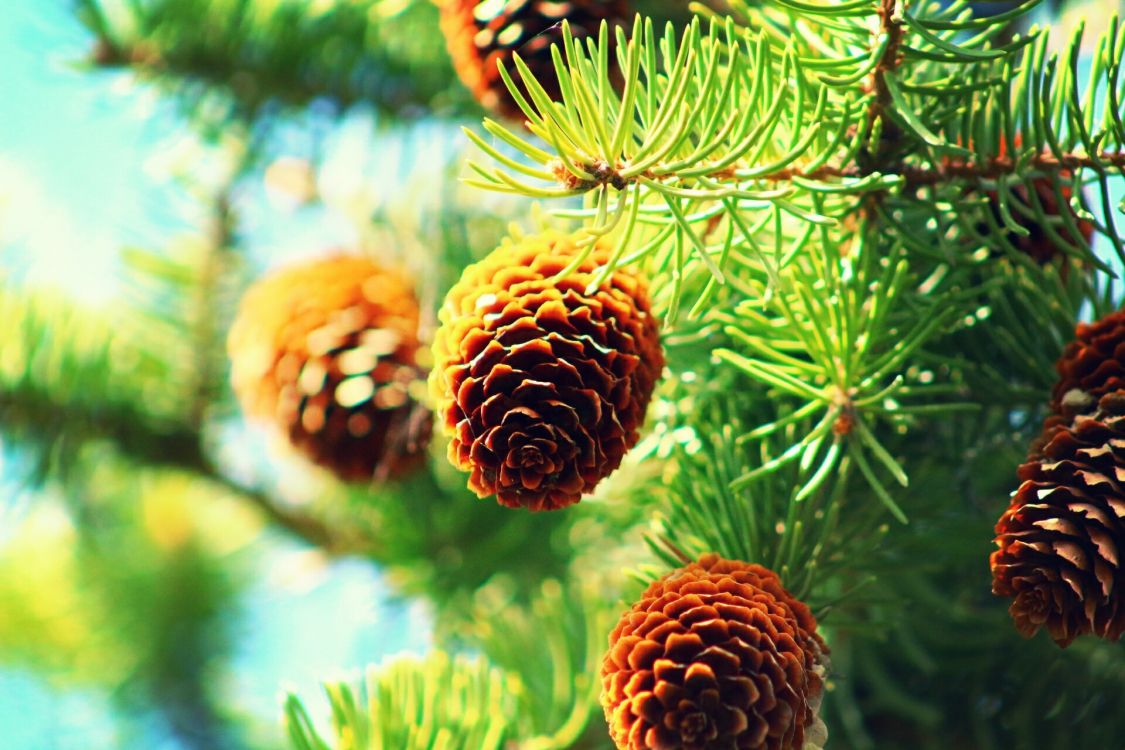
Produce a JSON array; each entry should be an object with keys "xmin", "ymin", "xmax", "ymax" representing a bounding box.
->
[
  {"xmin": 976, "ymin": 136, "xmax": 1094, "ymax": 264},
  {"xmin": 1051, "ymin": 309, "xmax": 1125, "ymax": 414},
  {"xmin": 438, "ymin": 0, "xmax": 628, "ymax": 120},
  {"xmin": 430, "ymin": 230, "xmax": 662, "ymax": 511},
  {"xmin": 951, "ymin": 136, "xmax": 1094, "ymax": 265},
  {"xmin": 991, "ymin": 391, "xmax": 1125, "ymax": 647},
  {"xmin": 982, "ymin": 175, "xmax": 1094, "ymax": 265},
  {"xmin": 601, "ymin": 555, "xmax": 828, "ymax": 750},
  {"xmin": 228, "ymin": 255, "xmax": 431, "ymax": 482}
]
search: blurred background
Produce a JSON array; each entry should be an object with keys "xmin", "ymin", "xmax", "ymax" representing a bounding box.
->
[
  {"xmin": 0, "ymin": 2, "xmax": 516, "ymax": 747},
  {"xmin": 0, "ymin": 1, "xmax": 1111, "ymax": 749}
]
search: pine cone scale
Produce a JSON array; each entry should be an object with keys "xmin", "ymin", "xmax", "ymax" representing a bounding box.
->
[
  {"xmin": 432, "ymin": 230, "xmax": 662, "ymax": 510},
  {"xmin": 1052, "ymin": 312, "xmax": 1125, "ymax": 410},
  {"xmin": 992, "ymin": 392, "xmax": 1125, "ymax": 645}
]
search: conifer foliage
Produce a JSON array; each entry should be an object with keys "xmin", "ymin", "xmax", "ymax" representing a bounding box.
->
[{"xmin": 961, "ymin": 136, "xmax": 1095, "ymax": 265}]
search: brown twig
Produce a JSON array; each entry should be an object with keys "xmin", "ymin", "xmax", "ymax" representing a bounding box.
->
[
  {"xmin": 896, "ymin": 151, "xmax": 1125, "ymax": 186},
  {"xmin": 866, "ymin": 0, "xmax": 906, "ymax": 131},
  {"xmin": 562, "ymin": 149, "xmax": 1125, "ymax": 194},
  {"xmin": 761, "ymin": 150, "xmax": 1125, "ymax": 186}
]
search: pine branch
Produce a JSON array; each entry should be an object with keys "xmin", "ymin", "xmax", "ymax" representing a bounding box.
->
[
  {"xmin": 898, "ymin": 148, "xmax": 1125, "ymax": 184},
  {"xmin": 77, "ymin": 0, "xmax": 467, "ymax": 120},
  {"xmin": 467, "ymin": 6, "xmax": 1124, "ymax": 302},
  {"xmin": 0, "ymin": 385, "xmax": 204, "ymax": 473},
  {"xmin": 196, "ymin": 459, "xmax": 368, "ymax": 556},
  {"xmin": 188, "ymin": 190, "xmax": 236, "ymax": 429},
  {"xmin": 0, "ymin": 279, "xmax": 375, "ymax": 555},
  {"xmin": 0, "ymin": 375, "xmax": 368, "ymax": 554},
  {"xmin": 550, "ymin": 146, "xmax": 1125, "ymax": 187},
  {"xmin": 465, "ymin": 578, "xmax": 617, "ymax": 749},
  {"xmin": 643, "ymin": 383, "xmax": 888, "ymax": 602},
  {"xmin": 0, "ymin": 286, "xmax": 199, "ymax": 476}
]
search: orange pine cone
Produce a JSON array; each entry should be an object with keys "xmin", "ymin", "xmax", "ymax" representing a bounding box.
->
[
  {"xmin": 228, "ymin": 255, "xmax": 431, "ymax": 482},
  {"xmin": 601, "ymin": 554, "xmax": 828, "ymax": 750},
  {"xmin": 430, "ymin": 230, "xmax": 663, "ymax": 511},
  {"xmin": 438, "ymin": 0, "xmax": 629, "ymax": 120},
  {"xmin": 1051, "ymin": 309, "xmax": 1125, "ymax": 415}
]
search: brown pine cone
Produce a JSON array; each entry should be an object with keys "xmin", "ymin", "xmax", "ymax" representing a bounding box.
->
[
  {"xmin": 438, "ymin": 0, "xmax": 629, "ymax": 121},
  {"xmin": 228, "ymin": 255, "xmax": 431, "ymax": 482},
  {"xmin": 601, "ymin": 554, "xmax": 828, "ymax": 750},
  {"xmin": 1051, "ymin": 309, "xmax": 1125, "ymax": 414},
  {"xmin": 430, "ymin": 230, "xmax": 662, "ymax": 511},
  {"xmin": 991, "ymin": 391, "xmax": 1125, "ymax": 647},
  {"xmin": 982, "ymin": 175, "xmax": 1094, "ymax": 265},
  {"xmin": 955, "ymin": 136, "xmax": 1094, "ymax": 265}
]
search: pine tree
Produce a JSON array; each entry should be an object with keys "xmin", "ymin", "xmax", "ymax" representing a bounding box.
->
[{"xmin": 3, "ymin": 0, "xmax": 1125, "ymax": 748}]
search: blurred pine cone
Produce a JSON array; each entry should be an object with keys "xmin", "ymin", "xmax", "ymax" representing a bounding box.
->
[
  {"xmin": 601, "ymin": 554, "xmax": 828, "ymax": 750},
  {"xmin": 1051, "ymin": 309, "xmax": 1125, "ymax": 414},
  {"xmin": 430, "ymin": 230, "xmax": 662, "ymax": 511},
  {"xmin": 228, "ymin": 256, "xmax": 431, "ymax": 482},
  {"xmin": 991, "ymin": 390, "xmax": 1125, "ymax": 647},
  {"xmin": 438, "ymin": 0, "xmax": 628, "ymax": 120}
]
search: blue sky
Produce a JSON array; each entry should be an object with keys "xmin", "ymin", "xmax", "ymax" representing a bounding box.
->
[
  {"xmin": 0, "ymin": 2, "xmax": 188, "ymax": 297},
  {"xmin": 0, "ymin": 2, "xmax": 453, "ymax": 298}
]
